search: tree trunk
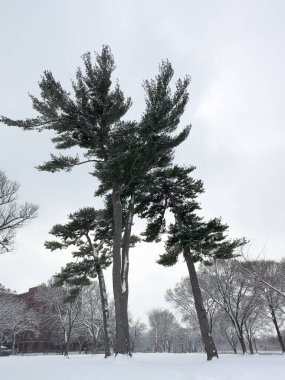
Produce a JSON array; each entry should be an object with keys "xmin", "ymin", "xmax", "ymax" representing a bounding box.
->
[
  {"xmin": 155, "ymin": 328, "xmax": 159, "ymax": 352},
  {"xmin": 167, "ymin": 340, "xmax": 171, "ymax": 353},
  {"xmin": 245, "ymin": 326, "xmax": 254, "ymax": 354},
  {"xmin": 253, "ymin": 338, "xmax": 258, "ymax": 353},
  {"xmin": 228, "ymin": 317, "xmax": 247, "ymax": 354},
  {"xmin": 237, "ymin": 331, "xmax": 247, "ymax": 354},
  {"xmin": 224, "ymin": 330, "xmax": 237, "ymax": 354},
  {"xmin": 91, "ymin": 335, "xmax": 97, "ymax": 354},
  {"xmin": 64, "ymin": 330, "xmax": 71, "ymax": 356},
  {"xmin": 96, "ymin": 264, "xmax": 113, "ymax": 357},
  {"xmin": 247, "ymin": 337, "xmax": 254, "ymax": 354},
  {"xmin": 169, "ymin": 192, "xmax": 218, "ymax": 361},
  {"xmin": 12, "ymin": 334, "xmax": 16, "ymax": 355},
  {"xmin": 62, "ymin": 326, "xmax": 72, "ymax": 357},
  {"xmin": 120, "ymin": 193, "xmax": 135, "ymax": 355},
  {"xmin": 184, "ymin": 250, "xmax": 219, "ymax": 360},
  {"xmin": 112, "ymin": 187, "xmax": 131, "ymax": 355},
  {"xmin": 271, "ymin": 311, "xmax": 285, "ymax": 353}
]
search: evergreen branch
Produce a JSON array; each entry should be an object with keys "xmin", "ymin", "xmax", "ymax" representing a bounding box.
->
[{"xmin": 37, "ymin": 153, "xmax": 104, "ymax": 173}]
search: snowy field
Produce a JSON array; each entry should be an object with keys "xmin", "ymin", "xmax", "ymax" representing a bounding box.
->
[{"xmin": 0, "ymin": 353, "xmax": 284, "ymax": 380}]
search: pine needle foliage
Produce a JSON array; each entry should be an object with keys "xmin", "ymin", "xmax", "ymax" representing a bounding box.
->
[{"xmin": 136, "ymin": 165, "xmax": 246, "ymax": 265}]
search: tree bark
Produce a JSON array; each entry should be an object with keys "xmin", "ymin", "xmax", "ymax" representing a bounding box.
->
[
  {"xmin": 237, "ymin": 330, "xmax": 247, "ymax": 354},
  {"xmin": 96, "ymin": 264, "xmax": 113, "ymax": 357},
  {"xmin": 226, "ymin": 315, "xmax": 247, "ymax": 354},
  {"xmin": 248, "ymin": 339, "xmax": 254, "ymax": 355},
  {"xmin": 112, "ymin": 186, "xmax": 131, "ymax": 355},
  {"xmin": 92, "ymin": 336, "xmax": 97, "ymax": 354},
  {"xmin": 64, "ymin": 330, "xmax": 71, "ymax": 356},
  {"xmin": 86, "ymin": 231, "xmax": 113, "ymax": 357},
  {"xmin": 184, "ymin": 250, "xmax": 219, "ymax": 360},
  {"xmin": 271, "ymin": 311, "xmax": 285, "ymax": 353},
  {"xmin": 120, "ymin": 193, "xmax": 135, "ymax": 355},
  {"xmin": 12, "ymin": 334, "xmax": 16, "ymax": 355},
  {"xmin": 244, "ymin": 325, "xmax": 254, "ymax": 354},
  {"xmin": 223, "ymin": 329, "xmax": 237, "ymax": 354},
  {"xmin": 169, "ymin": 193, "xmax": 218, "ymax": 361}
]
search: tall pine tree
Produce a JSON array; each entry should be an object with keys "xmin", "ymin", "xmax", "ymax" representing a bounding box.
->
[
  {"xmin": 45, "ymin": 207, "xmax": 114, "ymax": 357},
  {"xmin": 136, "ymin": 165, "xmax": 246, "ymax": 360},
  {"xmin": 1, "ymin": 46, "xmax": 191, "ymax": 354}
]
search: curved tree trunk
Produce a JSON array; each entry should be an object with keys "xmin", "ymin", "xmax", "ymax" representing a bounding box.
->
[{"xmin": 184, "ymin": 250, "xmax": 218, "ymax": 360}]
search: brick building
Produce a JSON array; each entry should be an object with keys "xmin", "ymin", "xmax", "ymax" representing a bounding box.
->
[{"xmin": 16, "ymin": 286, "xmax": 61, "ymax": 354}]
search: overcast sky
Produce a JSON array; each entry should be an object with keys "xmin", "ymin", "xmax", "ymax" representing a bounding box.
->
[{"xmin": 1, "ymin": 0, "xmax": 285, "ymax": 322}]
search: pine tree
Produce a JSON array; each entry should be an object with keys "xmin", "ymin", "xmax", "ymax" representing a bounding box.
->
[
  {"xmin": 1, "ymin": 46, "xmax": 191, "ymax": 354},
  {"xmin": 45, "ymin": 207, "xmax": 114, "ymax": 357},
  {"xmin": 136, "ymin": 165, "xmax": 246, "ymax": 360}
]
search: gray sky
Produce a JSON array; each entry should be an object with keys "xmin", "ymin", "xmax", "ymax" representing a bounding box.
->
[{"xmin": 1, "ymin": 0, "xmax": 285, "ymax": 322}]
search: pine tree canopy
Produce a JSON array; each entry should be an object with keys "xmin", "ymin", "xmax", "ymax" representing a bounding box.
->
[
  {"xmin": 45, "ymin": 207, "xmax": 113, "ymax": 287},
  {"xmin": 136, "ymin": 165, "xmax": 203, "ymax": 242},
  {"xmin": 136, "ymin": 165, "xmax": 246, "ymax": 265},
  {"xmin": 1, "ymin": 46, "xmax": 191, "ymax": 195},
  {"xmin": 45, "ymin": 205, "xmax": 139, "ymax": 288}
]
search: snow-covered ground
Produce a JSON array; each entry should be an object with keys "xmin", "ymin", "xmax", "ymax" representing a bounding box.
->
[{"xmin": 0, "ymin": 353, "xmax": 284, "ymax": 380}]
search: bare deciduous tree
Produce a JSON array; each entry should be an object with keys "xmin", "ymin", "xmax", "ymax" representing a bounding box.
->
[
  {"xmin": 129, "ymin": 318, "xmax": 147, "ymax": 353},
  {"xmin": 201, "ymin": 260, "xmax": 261, "ymax": 354},
  {"xmin": 166, "ymin": 276, "xmax": 219, "ymax": 333},
  {"xmin": 148, "ymin": 309, "xmax": 178, "ymax": 353},
  {"xmin": 245, "ymin": 260, "xmax": 285, "ymax": 353},
  {"xmin": 0, "ymin": 292, "xmax": 39, "ymax": 354},
  {"xmin": 218, "ymin": 315, "xmax": 239, "ymax": 354},
  {"xmin": 80, "ymin": 283, "xmax": 105, "ymax": 354},
  {"xmin": 0, "ymin": 170, "xmax": 38, "ymax": 254},
  {"xmin": 35, "ymin": 282, "xmax": 82, "ymax": 357}
]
